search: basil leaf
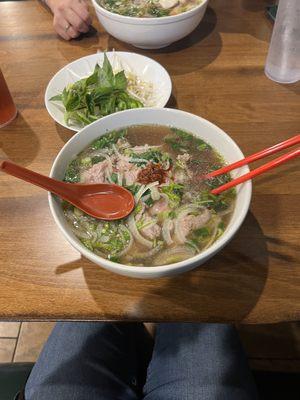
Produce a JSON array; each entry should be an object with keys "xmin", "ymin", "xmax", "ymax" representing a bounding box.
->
[
  {"xmin": 50, "ymin": 94, "xmax": 62, "ymax": 101},
  {"xmin": 66, "ymin": 110, "xmax": 91, "ymax": 126},
  {"xmin": 85, "ymin": 93, "xmax": 95, "ymax": 115},
  {"xmin": 64, "ymin": 90, "xmax": 81, "ymax": 112},
  {"xmin": 102, "ymin": 53, "xmax": 114, "ymax": 84},
  {"xmin": 50, "ymin": 53, "xmax": 144, "ymax": 127},
  {"xmin": 92, "ymin": 85, "xmax": 114, "ymax": 103},
  {"xmin": 99, "ymin": 95, "xmax": 116, "ymax": 116},
  {"xmin": 86, "ymin": 63, "xmax": 100, "ymax": 86},
  {"xmin": 114, "ymin": 70, "xmax": 127, "ymax": 90}
]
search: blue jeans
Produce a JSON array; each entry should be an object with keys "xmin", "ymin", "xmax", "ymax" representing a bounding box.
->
[{"xmin": 25, "ymin": 323, "xmax": 258, "ymax": 400}]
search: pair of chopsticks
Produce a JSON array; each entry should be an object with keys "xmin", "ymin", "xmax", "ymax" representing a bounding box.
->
[{"xmin": 206, "ymin": 135, "xmax": 300, "ymax": 195}]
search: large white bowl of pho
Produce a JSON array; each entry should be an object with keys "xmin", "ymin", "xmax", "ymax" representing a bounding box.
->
[
  {"xmin": 49, "ymin": 108, "xmax": 251, "ymax": 278},
  {"xmin": 92, "ymin": 0, "xmax": 209, "ymax": 49}
]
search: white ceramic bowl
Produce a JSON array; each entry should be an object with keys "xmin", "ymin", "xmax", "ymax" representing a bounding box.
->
[
  {"xmin": 49, "ymin": 108, "xmax": 252, "ymax": 279},
  {"xmin": 92, "ymin": 0, "xmax": 209, "ymax": 49},
  {"xmin": 45, "ymin": 52, "xmax": 172, "ymax": 131}
]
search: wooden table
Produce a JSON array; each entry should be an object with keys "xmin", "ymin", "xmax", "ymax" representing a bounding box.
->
[{"xmin": 0, "ymin": 0, "xmax": 299, "ymax": 324}]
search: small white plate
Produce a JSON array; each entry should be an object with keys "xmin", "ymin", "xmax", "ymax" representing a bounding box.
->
[{"xmin": 45, "ymin": 51, "xmax": 172, "ymax": 132}]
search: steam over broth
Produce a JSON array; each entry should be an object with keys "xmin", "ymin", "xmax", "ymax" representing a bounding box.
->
[
  {"xmin": 63, "ymin": 125, "xmax": 236, "ymax": 266},
  {"xmin": 98, "ymin": 0, "xmax": 203, "ymax": 18}
]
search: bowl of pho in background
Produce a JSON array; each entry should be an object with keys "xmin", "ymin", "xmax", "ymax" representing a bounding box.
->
[
  {"xmin": 49, "ymin": 108, "xmax": 252, "ymax": 279},
  {"xmin": 92, "ymin": 0, "xmax": 209, "ymax": 49}
]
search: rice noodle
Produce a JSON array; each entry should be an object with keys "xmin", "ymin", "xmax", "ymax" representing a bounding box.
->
[
  {"xmin": 71, "ymin": 227, "xmax": 92, "ymax": 240},
  {"xmin": 138, "ymin": 216, "xmax": 158, "ymax": 231},
  {"xmin": 134, "ymin": 181, "xmax": 159, "ymax": 204},
  {"xmin": 186, "ymin": 240, "xmax": 200, "ymax": 252},
  {"xmin": 153, "ymin": 246, "xmax": 196, "ymax": 266},
  {"xmin": 127, "ymin": 215, "xmax": 153, "ymax": 248},
  {"xmin": 129, "ymin": 145, "xmax": 162, "ymax": 153},
  {"xmin": 96, "ymin": 234, "xmax": 108, "ymax": 243},
  {"xmin": 65, "ymin": 211, "xmax": 95, "ymax": 241},
  {"xmin": 162, "ymin": 219, "xmax": 173, "ymax": 245},
  {"xmin": 94, "ymin": 249, "xmax": 106, "ymax": 257},
  {"xmin": 127, "ymin": 243, "xmax": 162, "ymax": 261},
  {"xmin": 89, "ymin": 149, "xmax": 109, "ymax": 157},
  {"xmin": 150, "ymin": 185, "xmax": 160, "ymax": 201},
  {"xmin": 174, "ymin": 204, "xmax": 202, "ymax": 244},
  {"xmin": 117, "ymin": 172, "xmax": 123, "ymax": 186},
  {"xmin": 69, "ymin": 216, "xmax": 97, "ymax": 242},
  {"xmin": 134, "ymin": 184, "xmax": 146, "ymax": 204},
  {"xmin": 90, "ymin": 231, "xmax": 98, "ymax": 244},
  {"xmin": 112, "ymin": 144, "xmax": 122, "ymax": 158},
  {"xmin": 218, "ymin": 205, "xmax": 234, "ymax": 217},
  {"xmin": 174, "ymin": 221, "xmax": 187, "ymax": 244},
  {"xmin": 203, "ymin": 217, "xmax": 221, "ymax": 250},
  {"xmin": 96, "ymin": 223, "xmax": 105, "ymax": 237},
  {"xmin": 64, "ymin": 209, "xmax": 77, "ymax": 222},
  {"xmin": 116, "ymin": 225, "xmax": 133, "ymax": 257},
  {"xmin": 135, "ymin": 202, "xmax": 145, "ymax": 221}
]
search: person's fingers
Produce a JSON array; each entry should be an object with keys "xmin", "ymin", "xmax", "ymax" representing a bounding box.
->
[
  {"xmin": 53, "ymin": 16, "xmax": 71, "ymax": 40},
  {"xmin": 56, "ymin": 27, "xmax": 72, "ymax": 40},
  {"xmin": 71, "ymin": 0, "xmax": 92, "ymax": 25},
  {"xmin": 51, "ymin": 0, "xmax": 91, "ymax": 40},
  {"xmin": 66, "ymin": 25, "xmax": 80, "ymax": 39},
  {"xmin": 54, "ymin": 16, "xmax": 80, "ymax": 40},
  {"xmin": 76, "ymin": 0, "xmax": 89, "ymax": 12},
  {"xmin": 64, "ymin": 8, "xmax": 89, "ymax": 33}
]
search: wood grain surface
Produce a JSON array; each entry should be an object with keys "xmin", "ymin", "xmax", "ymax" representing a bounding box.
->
[{"xmin": 0, "ymin": 0, "xmax": 299, "ymax": 323}]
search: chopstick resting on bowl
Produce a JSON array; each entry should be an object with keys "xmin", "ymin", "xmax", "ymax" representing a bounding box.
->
[{"xmin": 207, "ymin": 134, "xmax": 300, "ymax": 195}]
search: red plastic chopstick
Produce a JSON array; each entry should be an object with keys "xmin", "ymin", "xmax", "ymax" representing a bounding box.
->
[
  {"xmin": 211, "ymin": 147, "xmax": 300, "ymax": 195},
  {"xmin": 206, "ymin": 134, "xmax": 300, "ymax": 179}
]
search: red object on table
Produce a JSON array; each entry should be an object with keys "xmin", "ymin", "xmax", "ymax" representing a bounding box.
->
[
  {"xmin": 206, "ymin": 134, "xmax": 300, "ymax": 179},
  {"xmin": 0, "ymin": 69, "xmax": 17, "ymax": 128},
  {"xmin": 211, "ymin": 147, "xmax": 300, "ymax": 195}
]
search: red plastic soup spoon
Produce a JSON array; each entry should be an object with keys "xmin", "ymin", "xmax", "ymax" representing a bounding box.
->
[{"xmin": 0, "ymin": 160, "xmax": 135, "ymax": 220}]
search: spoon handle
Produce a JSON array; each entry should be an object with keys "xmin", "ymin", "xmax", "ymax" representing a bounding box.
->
[{"xmin": 0, "ymin": 160, "xmax": 72, "ymax": 199}]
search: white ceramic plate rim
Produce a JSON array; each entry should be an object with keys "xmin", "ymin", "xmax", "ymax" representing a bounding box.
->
[
  {"xmin": 49, "ymin": 108, "xmax": 252, "ymax": 276},
  {"xmin": 45, "ymin": 52, "xmax": 172, "ymax": 132},
  {"xmin": 92, "ymin": 0, "xmax": 209, "ymax": 25}
]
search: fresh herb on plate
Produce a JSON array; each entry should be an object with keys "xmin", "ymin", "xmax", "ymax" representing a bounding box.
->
[{"xmin": 50, "ymin": 54, "xmax": 144, "ymax": 128}]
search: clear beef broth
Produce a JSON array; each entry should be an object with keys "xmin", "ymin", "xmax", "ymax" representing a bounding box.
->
[
  {"xmin": 63, "ymin": 125, "xmax": 236, "ymax": 266},
  {"xmin": 124, "ymin": 125, "xmax": 171, "ymax": 146}
]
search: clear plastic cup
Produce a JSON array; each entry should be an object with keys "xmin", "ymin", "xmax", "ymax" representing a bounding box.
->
[{"xmin": 265, "ymin": 0, "xmax": 300, "ymax": 84}]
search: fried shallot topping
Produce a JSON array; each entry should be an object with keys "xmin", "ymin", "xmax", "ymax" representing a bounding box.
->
[{"xmin": 137, "ymin": 163, "xmax": 168, "ymax": 184}]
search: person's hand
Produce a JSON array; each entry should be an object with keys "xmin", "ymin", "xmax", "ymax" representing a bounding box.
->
[{"xmin": 47, "ymin": 0, "xmax": 92, "ymax": 40}]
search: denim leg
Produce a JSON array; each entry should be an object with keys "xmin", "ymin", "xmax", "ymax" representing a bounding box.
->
[
  {"xmin": 143, "ymin": 323, "xmax": 258, "ymax": 400},
  {"xmin": 25, "ymin": 322, "xmax": 153, "ymax": 400}
]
